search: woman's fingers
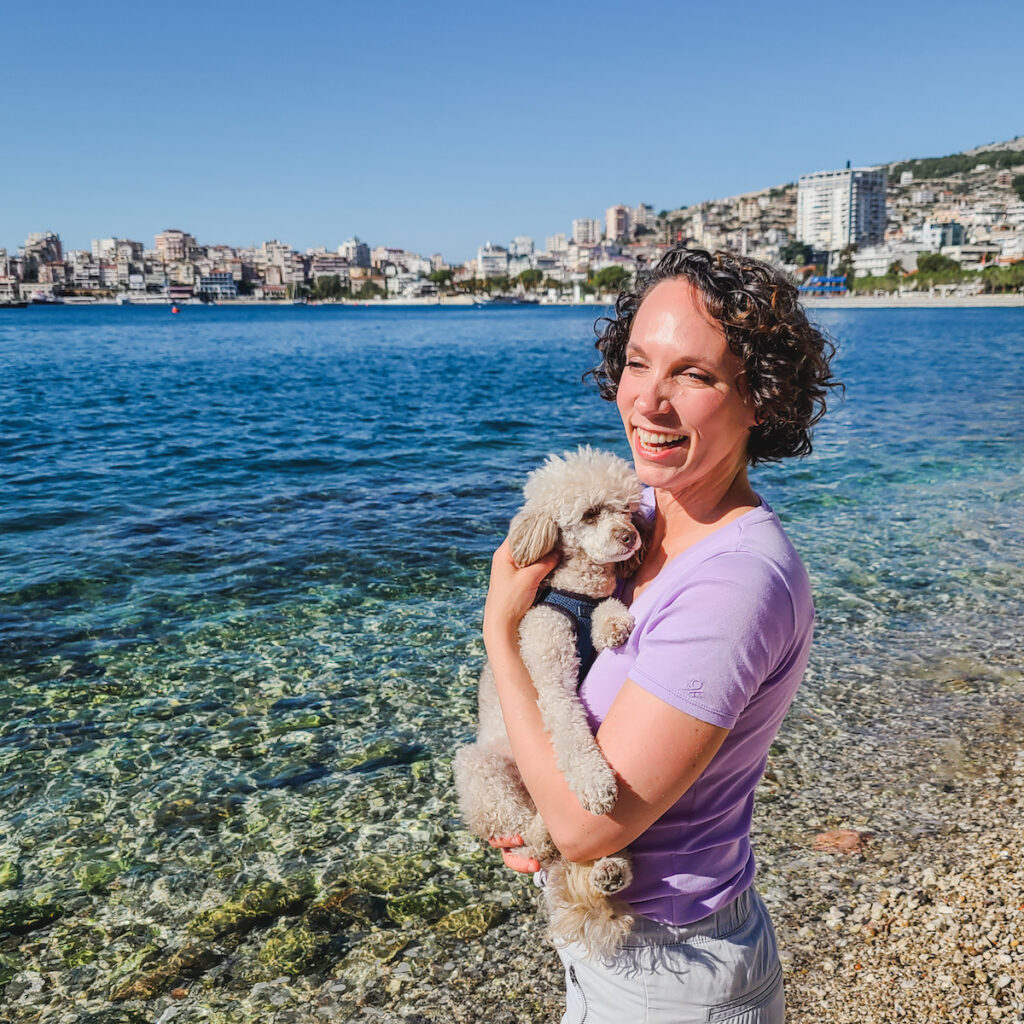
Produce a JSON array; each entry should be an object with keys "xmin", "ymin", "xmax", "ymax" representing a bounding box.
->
[
  {"xmin": 501, "ymin": 849, "xmax": 541, "ymax": 873},
  {"xmin": 487, "ymin": 834, "xmax": 524, "ymax": 849},
  {"xmin": 487, "ymin": 834, "xmax": 541, "ymax": 872}
]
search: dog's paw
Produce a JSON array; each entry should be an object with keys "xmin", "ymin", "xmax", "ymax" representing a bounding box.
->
[
  {"xmin": 600, "ymin": 613, "xmax": 634, "ymax": 649},
  {"xmin": 576, "ymin": 775, "xmax": 618, "ymax": 816},
  {"xmin": 592, "ymin": 599, "xmax": 634, "ymax": 651},
  {"xmin": 589, "ymin": 855, "xmax": 632, "ymax": 895}
]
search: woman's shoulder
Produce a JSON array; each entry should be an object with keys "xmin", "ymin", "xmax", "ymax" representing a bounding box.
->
[{"xmin": 649, "ymin": 498, "xmax": 813, "ymax": 624}]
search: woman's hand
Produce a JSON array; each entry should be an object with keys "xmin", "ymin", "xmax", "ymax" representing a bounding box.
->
[
  {"xmin": 482, "ymin": 538, "xmax": 558, "ymax": 654},
  {"xmin": 488, "ymin": 834, "xmax": 541, "ymax": 874}
]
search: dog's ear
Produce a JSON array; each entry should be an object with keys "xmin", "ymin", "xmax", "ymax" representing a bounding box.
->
[
  {"xmin": 508, "ymin": 506, "xmax": 559, "ymax": 567},
  {"xmin": 616, "ymin": 510, "xmax": 652, "ymax": 578}
]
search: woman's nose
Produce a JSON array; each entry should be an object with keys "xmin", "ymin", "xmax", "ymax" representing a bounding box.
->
[{"xmin": 634, "ymin": 377, "xmax": 671, "ymax": 415}]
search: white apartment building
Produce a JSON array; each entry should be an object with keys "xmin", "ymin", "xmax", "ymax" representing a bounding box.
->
[
  {"xmin": 545, "ymin": 233, "xmax": 568, "ymax": 254},
  {"xmin": 572, "ymin": 218, "xmax": 602, "ymax": 246},
  {"xmin": 92, "ymin": 238, "xmax": 117, "ymax": 260},
  {"xmin": 796, "ymin": 167, "xmax": 887, "ymax": 251},
  {"xmin": 737, "ymin": 198, "xmax": 760, "ymax": 223},
  {"xmin": 915, "ymin": 221, "xmax": 966, "ymax": 250},
  {"xmin": 605, "ymin": 205, "xmax": 631, "ymax": 241},
  {"xmin": 851, "ymin": 243, "xmax": 921, "ymax": 277},
  {"xmin": 632, "ymin": 203, "xmax": 656, "ymax": 228},
  {"xmin": 476, "ymin": 242, "xmax": 509, "ymax": 279},
  {"xmin": 510, "ymin": 236, "xmax": 534, "ymax": 257},
  {"xmin": 155, "ymin": 229, "xmax": 196, "ymax": 262},
  {"xmin": 338, "ymin": 238, "xmax": 370, "ymax": 268},
  {"xmin": 310, "ymin": 253, "xmax": 351, "ymax": 283}
]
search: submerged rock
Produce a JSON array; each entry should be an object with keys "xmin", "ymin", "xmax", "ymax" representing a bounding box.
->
[
  {"xmin": 0, "ymin": 951, "xmax": 21, "ymax": 988},
  {"xmin": 0, "ymin": 892, "xmax": 64, "ymax": 934},
  {"xmin": 153, "ymin": 793, "xmax": 246, "ymax": 832},
  {"xmin": 346, "ymin": 853, "xmax": 433, "ymax": 896},
  {"xmin": 188, "ymin": 875, "xmax": 316, "ymax": 940},
  {"xmin": 0, "ymin": 861, "xmax": 22, "ymax": 890},
  {"xmin": 338, "ymin": 737, "xmax": 426, "ymax": 774},
  {"xmin": 74, "ymin": 1009, "xmax": 151, "ymax": 1024},
  {"xmin": 304, "ymin": 887, "xmax": 385, "ymax": 929},
  {"xmin": 73, "ymin": 859, "xmax": 123, "ymax": 893},
  {"xmin": 254, "ymin": 921, "xmax": 340, "ymax": 978},
  {"xmin": 58, "ymin": 923, "xmax": 108, "ymax": 968},
  {"xmin": 386, "ymin": 886, "xmax": 466, "ymax": 925},
  {"xmin": 108, "ymin": 941, "xmax": 220, "ymax": 1002},
  {"xmin": 433, "ymin": 902, "xmax": 506, "ymax": 939}
]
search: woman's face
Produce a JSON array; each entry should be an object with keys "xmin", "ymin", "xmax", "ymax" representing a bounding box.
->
[{"xmin": 615, "ymin": 278, "xmax": 757, "ymax": 498}]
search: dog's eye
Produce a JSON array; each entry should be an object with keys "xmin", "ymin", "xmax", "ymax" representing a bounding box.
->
[{"xmin": 581, "ymin": 508, "xmax": 601, "ymax": 523}]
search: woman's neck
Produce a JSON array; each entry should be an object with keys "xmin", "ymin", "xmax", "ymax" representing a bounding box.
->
[
  {"xmin": 655, "ymin": 467, "xmax": 758, "ymax": 552},
  {"xmin": 628, "ymin": 468, "xmax": 758, "ymax": 603}
]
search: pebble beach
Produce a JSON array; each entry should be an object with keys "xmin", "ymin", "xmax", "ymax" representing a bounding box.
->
[{"xmin": 2, "ymin": 304, "xmax": 1021, "ymax": 1022}]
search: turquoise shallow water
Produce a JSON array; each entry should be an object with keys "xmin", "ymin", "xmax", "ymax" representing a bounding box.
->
[{"xmin": 1, "ymin": 304, "xmax": 1022, "ymax": 1008}]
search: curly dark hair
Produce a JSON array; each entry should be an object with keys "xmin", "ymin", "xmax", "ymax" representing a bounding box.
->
[{"xmin": 587, "ymin": 246, "xmax": 842, "ymax": 465}]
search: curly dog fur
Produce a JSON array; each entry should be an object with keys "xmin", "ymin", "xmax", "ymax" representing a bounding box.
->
[{"xmin": 454, "ymin": 446, "xmax": 647, "ymax": 957}]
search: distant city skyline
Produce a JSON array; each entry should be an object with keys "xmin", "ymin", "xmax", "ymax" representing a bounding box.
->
[{"xmin": 3, "ymin": 0, "xmax": 1023, "ymax": 262}]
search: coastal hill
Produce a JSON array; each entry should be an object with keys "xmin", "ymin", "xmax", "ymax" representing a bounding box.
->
[{"xmin": 654, "ymin": 133, "xmax": 1024, "ymax": 264}]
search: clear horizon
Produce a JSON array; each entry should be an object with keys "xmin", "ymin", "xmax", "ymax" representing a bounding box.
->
[{"xmin": 2, "ymin": 0, "xmax": 1022, "ymax": 263}]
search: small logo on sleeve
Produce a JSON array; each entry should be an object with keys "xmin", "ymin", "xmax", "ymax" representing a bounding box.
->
[{"xmin": 686, "ymin": 678, "xmax": 704, "ymax": 694}]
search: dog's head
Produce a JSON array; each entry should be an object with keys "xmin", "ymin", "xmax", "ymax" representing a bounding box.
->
[{"xmin": 508, "ymin": 447, "xmax": 647, "ymax": 575}]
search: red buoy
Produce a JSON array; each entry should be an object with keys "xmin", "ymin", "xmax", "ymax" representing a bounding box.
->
[{"xmin": 171, "ymin": 305, "xmax": 179, "ymax": 314}]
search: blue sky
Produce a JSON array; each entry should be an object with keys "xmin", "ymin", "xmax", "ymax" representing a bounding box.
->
[{"xmin": 2, "ymin": 0, "xmax": 1021, "ymax": 262}]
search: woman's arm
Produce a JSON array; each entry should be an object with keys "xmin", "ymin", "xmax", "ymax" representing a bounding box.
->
[{"xmin": 484, "ymin": 540, "xmax": 728, "ymax": 864}]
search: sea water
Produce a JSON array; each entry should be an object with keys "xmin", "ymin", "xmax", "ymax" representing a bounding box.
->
[{"xmin": 1, "ymin": 304, "xmax": 1022, "ymax": 1003}]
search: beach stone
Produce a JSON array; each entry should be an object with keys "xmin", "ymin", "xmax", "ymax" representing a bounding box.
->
[
  {"xmin": 386, "ymin": 886, "xmax": 466, "ymax": 925},
  {"xmin": 188, "ymin": 875, "xmax": 316, "ymax": 940},
  {"xmin": 812, "ymin": 829, "xmax": 870, "ymax": 854},
  {"xmin": 0, "ymin": 892, "xmax": 64, "ymax": 934},
  {"xmin": 0, "ymin": 861, "xmax": 22, "ymax": 889},
  {"xmin": 433, "ymin": 902, "xmax": 506, "ymax": 939}
]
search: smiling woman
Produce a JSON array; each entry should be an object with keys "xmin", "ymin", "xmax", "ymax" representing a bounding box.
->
[{"xmin": 481, "ymin": 246, "xmax": 842, "ymax": 1024}]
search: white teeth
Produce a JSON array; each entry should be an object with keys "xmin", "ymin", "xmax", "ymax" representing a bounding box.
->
[{"xmin": 636, "ymin": 428, "xmax": 687, "ymax": 447}]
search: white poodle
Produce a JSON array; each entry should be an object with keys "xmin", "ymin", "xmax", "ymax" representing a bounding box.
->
[{"xmin": 454, "ymin": 447, "xmax": 647, "ymax": 957}]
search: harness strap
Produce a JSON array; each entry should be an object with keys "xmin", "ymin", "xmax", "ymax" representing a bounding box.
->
[{"xmin": 533, "ymin": 587, "xmax": 602, "ymax": 685}]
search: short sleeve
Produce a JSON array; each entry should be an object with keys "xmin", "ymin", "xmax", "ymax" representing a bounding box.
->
[{"xmin": 628, "ymin": 552, "xmax": 796, "ymax": 729}]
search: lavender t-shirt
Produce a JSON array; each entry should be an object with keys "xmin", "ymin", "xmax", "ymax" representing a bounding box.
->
[{"xmin": 579, "ymin": 491, "xmax": 814, "ymax": 926}]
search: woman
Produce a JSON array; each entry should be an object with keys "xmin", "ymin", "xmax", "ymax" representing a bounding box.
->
[{"xmin": 482, "ymin": 246, "xmax": 839, "ymax": 1023}]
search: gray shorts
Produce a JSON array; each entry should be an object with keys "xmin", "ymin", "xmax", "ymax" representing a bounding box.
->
[{"xmin": 557, "ymin": 886, "xmax": 784, "ymax": 1024}]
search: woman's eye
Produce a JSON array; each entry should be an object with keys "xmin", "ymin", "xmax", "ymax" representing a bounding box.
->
[{"xmin": 682, "ymin": 370, "xmax": 712, "ymax": 383}]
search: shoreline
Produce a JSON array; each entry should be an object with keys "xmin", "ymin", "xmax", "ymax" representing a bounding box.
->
[
  {"xmin": 18, "ymin": 293, "xmax": 1024, "ymax": 310},
  {"xmin": 803, "ymin": 292, "xmax": 1024, "ymax": 309}
]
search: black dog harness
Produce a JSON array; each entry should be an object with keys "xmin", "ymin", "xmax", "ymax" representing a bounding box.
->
[{"xmin": 532, "ymin": 586, "xmax": 603, "ymax": 685}]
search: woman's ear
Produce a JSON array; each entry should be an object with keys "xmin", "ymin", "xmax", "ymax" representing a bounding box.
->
[
  {"xmin": 616, "ymin": 510, "xmax": 651, "ymax": 578},
  {"xmin": 508, "ymin": 506, "xmax": 559, "ymax": 567}
]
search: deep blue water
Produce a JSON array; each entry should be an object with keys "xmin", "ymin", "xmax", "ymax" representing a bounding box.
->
[{"xmin": 1, "ymin": 303, "xmax": 1022, "ymax": 890}]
